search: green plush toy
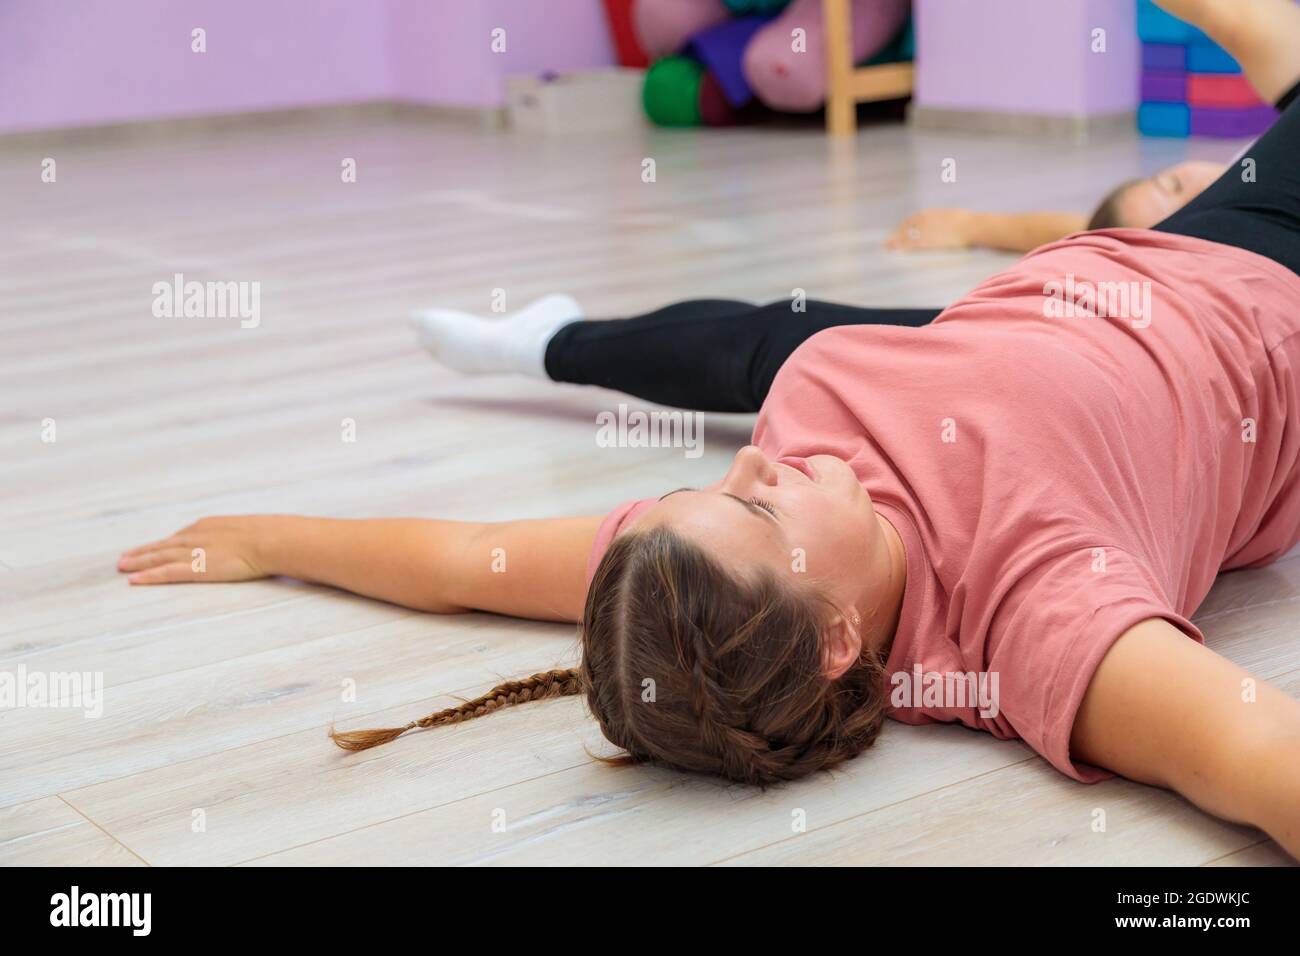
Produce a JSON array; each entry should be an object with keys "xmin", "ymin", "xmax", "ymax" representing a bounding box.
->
[{"xmin": 642, "ymin": 55, "xmax": 706, "ymax": 126}]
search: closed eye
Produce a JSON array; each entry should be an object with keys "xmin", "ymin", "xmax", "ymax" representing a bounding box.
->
[
  {"xmin": 722, "ymin": 493, "xmax": 779, "ymax": 522},
  {"xmin": 659, "ymin": 488, "xmax": 780, "ymax": 523}
]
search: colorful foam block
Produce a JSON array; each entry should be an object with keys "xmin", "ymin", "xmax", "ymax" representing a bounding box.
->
[
  {"xmin": 1135, "ymin": 0, "xmax": 1265, "ymax": 140},
  {"xmin": 1190, "ymin": 105, "xmax": 1278, "ymax": 137},
  {"xmin": 1141, "ymin": 71, "xmax": 1187, "ymax": 104},
  {"xmin": 1187, "ymin": 39, "xmax": 1242, "ymax": 74},
  {"xmin": 1142, "ymin": 42, "xmax": 1186, "ymax": 73},
  {"xmin": 1136, "ymin": 0, "xmax": 1209, "ymax": 44},
  {"xmin": 687, "ymin": 14, "xmax": 774, "ymax": 107},
  {"xmin": 1188, "ymin": 73, "xmax": 1265, "ymax": 109},
  {"xmin": 1139, "ymin": 101, "xmax": 1191, "ymax": 137}
]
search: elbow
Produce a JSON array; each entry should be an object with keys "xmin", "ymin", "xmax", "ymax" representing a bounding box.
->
[{"xmin": 1242, "ymin": 729, "xmax": 1300, "ymax": 856}]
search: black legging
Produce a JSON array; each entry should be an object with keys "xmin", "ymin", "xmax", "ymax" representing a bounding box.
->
[
  {"xmin": 546, "ymin": 81, "xmax": 1300, "ymax": 414},
  {"xmin": 545, "ymin": 300, "xmax": 939, "ymax": 412}
]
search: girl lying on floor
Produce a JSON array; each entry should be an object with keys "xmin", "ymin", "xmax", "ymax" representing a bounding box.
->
[
  {"xmin": 882, "ymin": 157, "xmax": 1231, "ymax": 254},
  {"xmin": 120, "ymin": 0, "xmax": 1300, "ymax": 858}
]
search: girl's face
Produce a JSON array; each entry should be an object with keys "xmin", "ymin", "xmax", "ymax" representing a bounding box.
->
[
  {"xmin": 1122, "ymin": 160, "xmax": 1226, "ymax": 227},
  {"xmin": 636, "ymin": 446, "xmax": 882, "ymax": 592}
]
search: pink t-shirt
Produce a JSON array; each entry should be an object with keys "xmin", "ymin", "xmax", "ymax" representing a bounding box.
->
[{"xmin": 587, "ymin": 229, "xmax": 1300, "ymax": 781}]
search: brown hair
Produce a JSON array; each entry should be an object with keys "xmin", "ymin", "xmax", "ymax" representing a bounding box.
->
[
  {"xmin": 1087, "ymin": 178, "xmax": 1144, "ymax": 231},
  {"xmin": 333, "ymin": 525, "xmax": 889, "ymax": 785}
]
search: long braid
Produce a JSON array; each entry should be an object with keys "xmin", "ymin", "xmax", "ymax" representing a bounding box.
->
[{"xmin": 330, "ymin": 667, "xmax": 584, "ymax": 751}]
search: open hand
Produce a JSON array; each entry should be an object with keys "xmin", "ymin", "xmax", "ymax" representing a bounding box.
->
[
  {"xmin": 117, "ymin": 516, "xmax": 267, "ymax": 585},
  {"xmin": 885, "ymin": 208, "xmax": 976, "ymax": 252}
]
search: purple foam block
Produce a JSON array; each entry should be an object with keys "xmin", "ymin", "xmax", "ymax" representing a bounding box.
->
[
  {"xmin": 1190, "ymin": 105, "xmax": 1278, "ymax": 137},
  {"xmin": 687, "ymin": 15, "xmax": 774, "ymax": 108},
  {"xmin": 1141, "ymin": 71, "xmax": 1187, "ymax": 103},
  {"xmin": 1142, "ymin": 42, "xmax": 1186, "ymax": 73}
]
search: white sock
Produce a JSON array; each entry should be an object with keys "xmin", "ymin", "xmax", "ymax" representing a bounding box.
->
[{"xmin": 408, "ymin": 294, "xmax": 583, "ymax": 378}]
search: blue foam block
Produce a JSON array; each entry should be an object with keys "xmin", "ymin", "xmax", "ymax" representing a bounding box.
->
[
  {"xmin": 1136, "ymin": 0, "xmax": 1209, "ymax": 44},
  {"xmin": 1142, "ymin": 42, "xmax": 1186, "ymax": 73},
  {"xmin": 1187, "ymin": 40, "xmax": 1242, "ymax": 74},
  {"xmin": 1139, "ymin": 101, "xmax": 1191, "ymax": 137}
]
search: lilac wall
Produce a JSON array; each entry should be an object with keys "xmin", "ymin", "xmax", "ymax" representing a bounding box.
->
[
  {"xmin": 3, "ymin": 0, "xmax": 1141, "ymax": 131},
  {"xmin": 0, "ymin": 0, "xmax": 393, "ymax": 133},
  {"xmin": 0, "ymin": 0, "xmax": 616, "ymax": 133},
  {"xmin": 915, "ymin": 0, "xmax": 1139, "ymax": 116},
  {"xmin": 388, "ymin": 0, "xmax": 616, "ymax": 109}
]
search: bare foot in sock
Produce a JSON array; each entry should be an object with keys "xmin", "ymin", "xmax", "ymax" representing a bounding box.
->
[{"xmin": 409, "ymin": 294, "xmax": 583, "ymax": 377}]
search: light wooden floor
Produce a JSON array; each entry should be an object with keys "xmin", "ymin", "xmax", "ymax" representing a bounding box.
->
[{"xmin": 2, "ymin": 112, "xmax": 1295, "ymax": 866}]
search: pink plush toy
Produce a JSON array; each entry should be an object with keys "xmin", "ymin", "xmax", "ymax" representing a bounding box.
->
[
  {"xmin": 633, "ymin": 0, "xmax": 731, "ymax": 59},
  {"xmin": 743, "ymin": 0, "xmax": 910, "ymax": 112}
]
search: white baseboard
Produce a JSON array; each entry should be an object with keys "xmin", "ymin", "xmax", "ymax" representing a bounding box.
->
[
  {"xmin": 908, "ymin": 105, "xmax": 1138, "ymax": 143},
  {"xmin": 0, "ymin": 100, "xmax": 509, "ymax": 148}
]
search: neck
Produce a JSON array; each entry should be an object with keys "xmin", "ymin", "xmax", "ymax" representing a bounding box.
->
[{"xmin": 860, "ymin": 513, "xmax": 907, "ymax": 655}]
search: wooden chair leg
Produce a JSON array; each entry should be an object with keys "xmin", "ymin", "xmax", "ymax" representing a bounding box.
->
[{"xmin": 824, "ymin": 0, "xmax": 856, "ymax": 136}]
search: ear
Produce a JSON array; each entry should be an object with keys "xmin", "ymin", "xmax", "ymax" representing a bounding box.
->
[{"xmin": 820, "ymin": 613, "xmax": 863, "ymax": 680}]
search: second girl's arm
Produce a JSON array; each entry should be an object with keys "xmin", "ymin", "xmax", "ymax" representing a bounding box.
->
[
  {"xmin": 117, "ymin": 514, "xmax": 603, "ymax": 622},
  {"xmin": 887, "ymin": 209, "xmax": 1089, "ymax": 254}
]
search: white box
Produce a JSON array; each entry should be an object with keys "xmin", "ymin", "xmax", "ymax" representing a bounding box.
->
[{"xmin": 506, "ymin": 68, "xmax": 648, "ymax": 134}]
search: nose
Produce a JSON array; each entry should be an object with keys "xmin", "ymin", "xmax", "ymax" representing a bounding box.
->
[{"xmin": 722, "ymin": 445, "xmax": 778, "ymax": 492}]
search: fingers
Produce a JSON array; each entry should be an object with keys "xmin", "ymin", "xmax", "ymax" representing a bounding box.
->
[
  {"xmin": 118, "ymin": 537, "xmax": 177, "ymax": 559},
  {"xmin": 887, "ymin": 215, "xmax": 936, "ymax": 252},
  {"xmin": 117, "ymin": 546, "xmax": 193, "ymax": 573},
  {"xmin": 886, "ymin": 216, "xmax": 918, "ymax": 249},
  {"xmin": 885, "ymin": 231, "xmax": 913, "ymax": 251},
  {"xmin": 118, "ymin": 517, "xmax": 215, "ymax": 559},
  {"xmin": 118, "ymin": 519, "xmax": 229, "ymax": 585},
  {"xmin": 887, "ymin": 234, "xmax": 924, "ymax": 252},
  {"xmin": 126, "ymin": 562, "xmax": 197, "ymax": 586}
]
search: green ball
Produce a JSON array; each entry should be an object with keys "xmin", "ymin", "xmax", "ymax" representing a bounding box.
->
[{"xmin": 643, "ymin": 55, "xmax": 704, "ymax": 127}]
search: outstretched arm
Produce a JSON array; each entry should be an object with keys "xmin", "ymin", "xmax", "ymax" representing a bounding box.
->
[
  {"xmin": 117, "ymin": 514, "xmax": 602, "ymax": 622},
  {"xmin": 886, "ymin": 209, "xmax": 1088, "ymax": 254},
  {"xmin": 1072, "ymin": 618, "xmax": 1300, "ymax": 858}
]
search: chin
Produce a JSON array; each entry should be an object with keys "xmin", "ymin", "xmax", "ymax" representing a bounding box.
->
[
  {"xmin": 813, "ymin": 455, "xmax": 875, "ymax": 517},
  {"xmin": 811, "ymin": 454, "xmax": 864, "ymax": 491}
]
